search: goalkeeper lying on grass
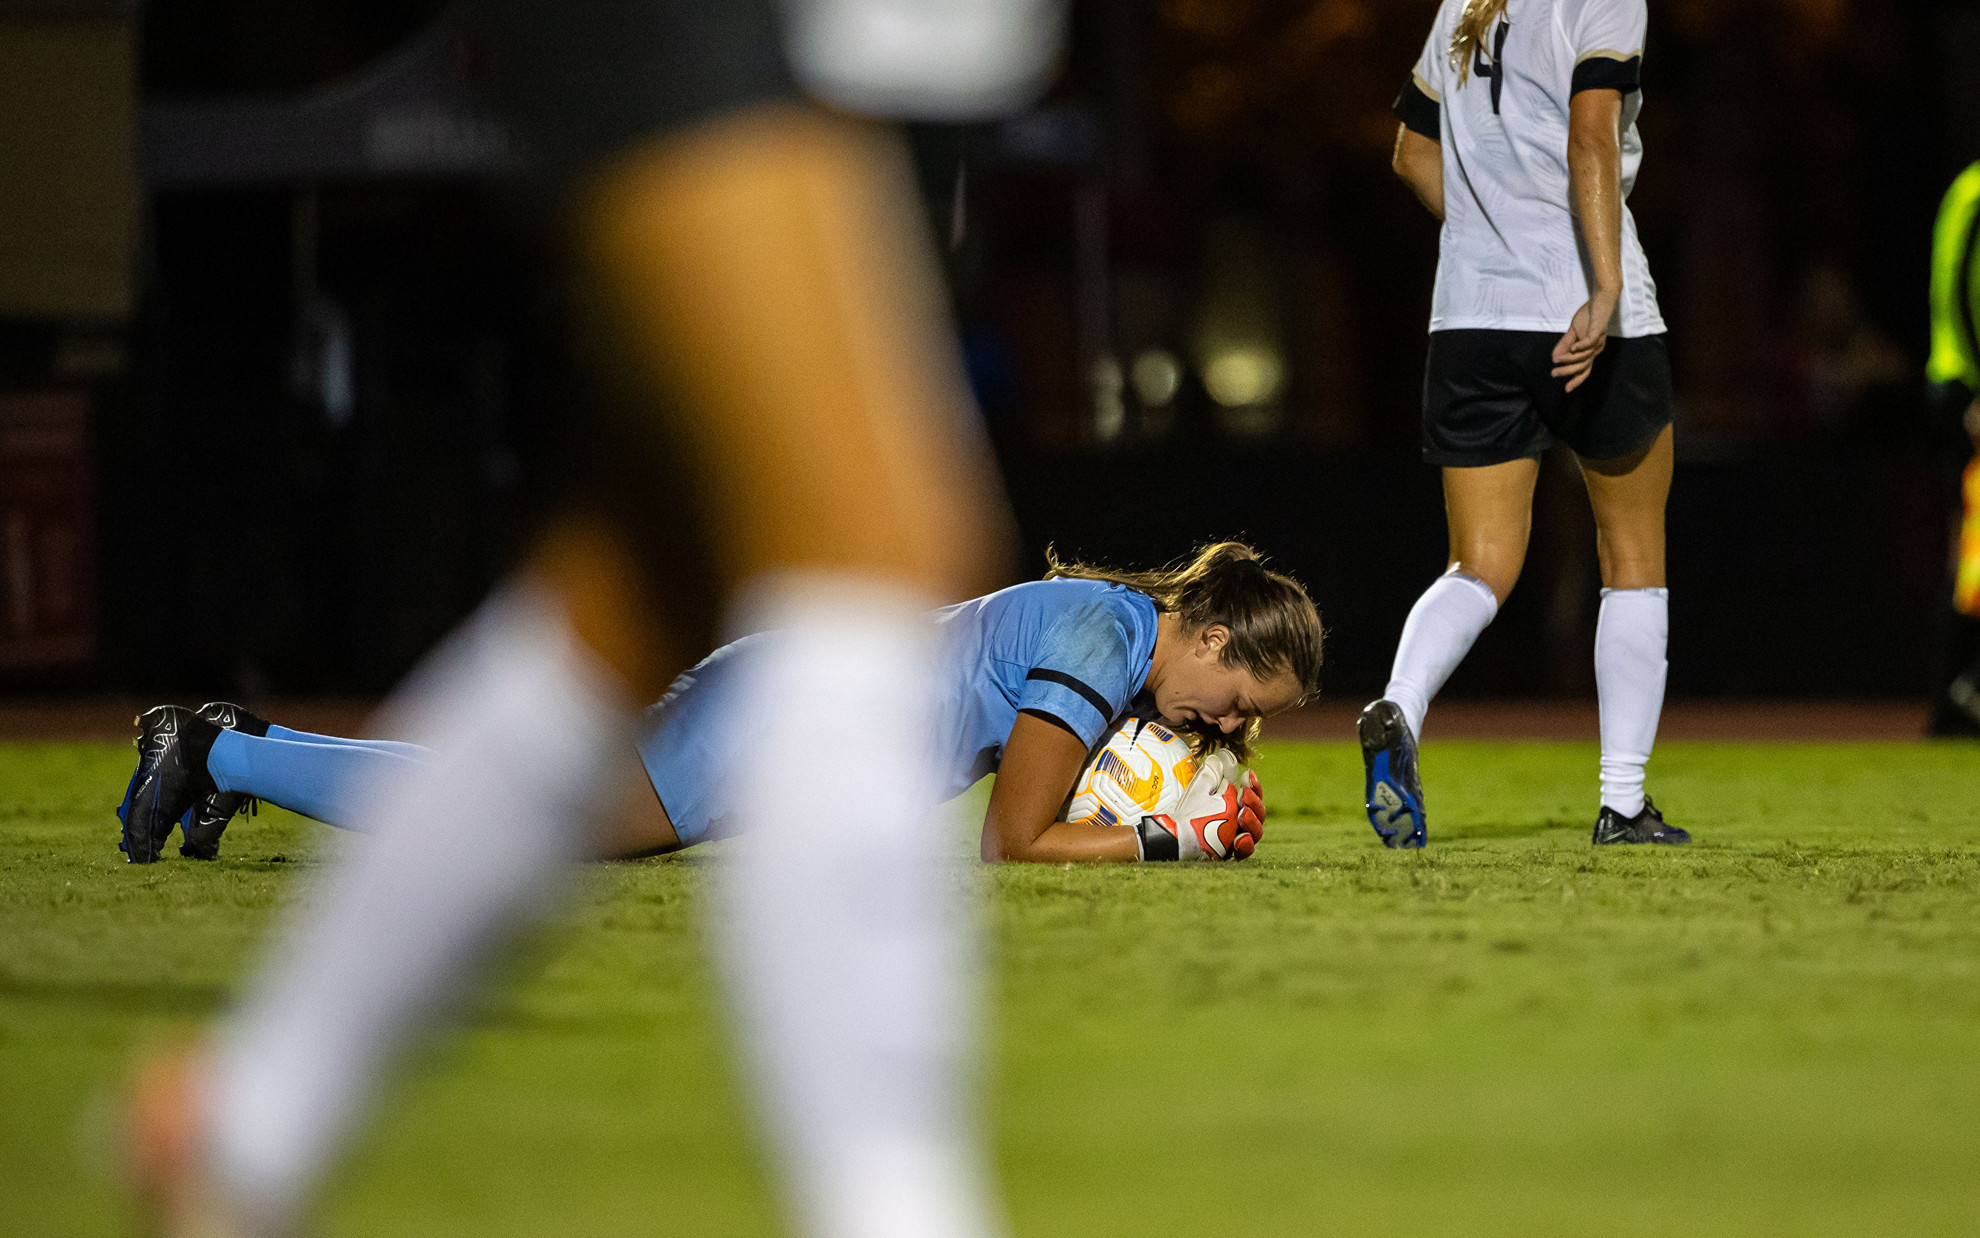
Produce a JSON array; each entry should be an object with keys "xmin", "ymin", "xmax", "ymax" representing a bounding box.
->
[{"xmin": 119, "ymin": 542, "xmax": 1320, "ymax": 865}]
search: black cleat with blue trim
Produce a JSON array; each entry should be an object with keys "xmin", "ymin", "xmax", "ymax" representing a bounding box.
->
[
  {"xmin": 1591, "ymin": 796, "xmax": 1689, "ymax": 845},
  {"xmin": 177, "ymin": 702, "xmax": 269, "ymax": 860},
  {"xmin": 1359, "ymin": 698, "xmax": 1426, "ymax": 849},
  {"xmin": 118, "ymin": 706, "xmax": 223, "ymax": 863}
]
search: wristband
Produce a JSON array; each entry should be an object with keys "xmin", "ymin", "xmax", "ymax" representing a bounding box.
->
[{"xmin": 1134, "ymin": 815, "xmax": 1179, "ymax": 862}]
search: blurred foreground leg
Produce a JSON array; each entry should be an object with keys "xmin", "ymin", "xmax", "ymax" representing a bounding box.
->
[
  {"xmin": 198, "ymin": 580, "xmax": 628, "ymax": 1232},
  {"xmin": 714, "ymin": 588, "xmax": 989, "ymax": 1238},
  {"xmin": 574, "ymin": 104, "xmax": 1003, "ymax": 595},
  {"xmin": 578, "ymin": 106, "xmax": 1005, "ymax": 1238},
  {"xmin": 138, "ymin": 82, "xmax": 1014, "ymax": 1238}
]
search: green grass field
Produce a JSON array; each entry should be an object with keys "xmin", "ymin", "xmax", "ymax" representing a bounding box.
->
[{"xmin": 6, "ymin": 737, "xmax": 1980, "ymax": 1237}]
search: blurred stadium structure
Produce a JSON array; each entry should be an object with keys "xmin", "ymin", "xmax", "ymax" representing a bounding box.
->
[{"xmin": 1, "ymin": 0, "xmax": 1976, "ymax": 702}]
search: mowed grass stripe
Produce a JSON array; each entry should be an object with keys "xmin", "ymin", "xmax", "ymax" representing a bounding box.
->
[{"xmin": 3, "ymin": 739, "xmax": 1978, "ymax": 1236}]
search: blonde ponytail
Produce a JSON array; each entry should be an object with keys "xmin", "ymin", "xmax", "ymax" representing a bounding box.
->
[
  {"xmin": 1450, "ymin": 0, "xmax": 1512, "ymax": 86},
  {"xmin": 1045, "ymin": 541, "xmax": 1267, "ymax": 615}
]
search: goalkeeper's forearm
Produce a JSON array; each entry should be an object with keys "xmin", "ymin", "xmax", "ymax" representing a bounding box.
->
[{"xmin": 979, "ymin": 818, "xmax": 1140, "ymax": 863}]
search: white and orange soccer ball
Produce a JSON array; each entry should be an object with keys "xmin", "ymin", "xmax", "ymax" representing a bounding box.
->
[{"xmin": 1062, "ymin": 715, "xmax": 1203, "ymax": 829}]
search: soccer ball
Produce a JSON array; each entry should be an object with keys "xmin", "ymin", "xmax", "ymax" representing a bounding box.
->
[{"xmin": 1062, "ymin": 716, "xmax": 1201, "ymax": 828}]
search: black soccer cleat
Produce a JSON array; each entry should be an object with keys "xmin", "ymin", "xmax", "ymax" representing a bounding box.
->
[
  {"xmin": 177, "ymin": 702, "xmax": 269, "ymax": 860},
  {"xmin": 117, "ymin": 705, "xmax": 183, "ymax": 861},
  {"xmin": 1591, "ymin": 796, "xmax": 1690, "ymax": 845},
  {"xmin": 118, "ymin": 705, "xmax": 223, "ymax": 863},
  {"xmin": 1359, "ymin": 699, "xmax": 1427, "ymax": 849},
  {"xmin": 179, "ymin": 786, "xmax": 258, "ymax": 862},
  {"xmin": 195, "ymin": 700, "xmax": 270, "ymax": 738}
]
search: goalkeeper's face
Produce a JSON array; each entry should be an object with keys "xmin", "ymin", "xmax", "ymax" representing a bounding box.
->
[{"xmin": 1155, "ymin": 624, "xmax": 1304, "ymax": 737}]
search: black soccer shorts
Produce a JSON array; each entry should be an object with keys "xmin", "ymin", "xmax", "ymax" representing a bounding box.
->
[
  {"xmin": 489, "ymin": 0, "xmax": 799, "ymax": 186},
  {"xmin": 1420, "ymin": 329, "xmax": 1674, "ymax": 467}
]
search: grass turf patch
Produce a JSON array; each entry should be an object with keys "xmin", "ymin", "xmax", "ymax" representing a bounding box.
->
[{"xmin": 4, "ymin": 738, "xmax": 1979, "ymax": 1235}]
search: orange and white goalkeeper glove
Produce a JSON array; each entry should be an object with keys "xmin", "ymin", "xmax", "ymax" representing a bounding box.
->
[{"xmin": 1134, "ymin": 751, "xmax": 1264, "ymax": 862}]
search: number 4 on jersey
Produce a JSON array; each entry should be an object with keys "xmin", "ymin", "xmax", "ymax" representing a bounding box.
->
[{"xmin": 1473, "ymin": 16, "xmax": 1510, "ymax": 114}]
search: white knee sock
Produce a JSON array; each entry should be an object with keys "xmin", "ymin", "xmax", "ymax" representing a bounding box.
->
[
  {"xmin": 205, "ymin": 583, "xmax": 627, "ymax": 1228},
  {"xmin": 1595, "ymin": 587, "xmax": 1668, "ymax": 817},
  {"xmin": 711, "ymin": 577, "xmax": 994, "ymax": 1238},
  {"xmin": 1384, "ymin": 569, "xmax": 1500, "ymax": 741}
]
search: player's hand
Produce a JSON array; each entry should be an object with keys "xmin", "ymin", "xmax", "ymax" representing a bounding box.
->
[
  {"xmin": 1138, "ymin": 753, "xmax": 1263, "ymax": 861},
  {"xmin": 1551, "ymin": 291, "xmax": 1617, "ymax": 392}
]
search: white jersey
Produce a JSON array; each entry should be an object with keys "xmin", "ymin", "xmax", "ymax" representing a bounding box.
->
[{"xmin": 1406, "ymin": 0, "xmax": 1664, "ymax": 338}]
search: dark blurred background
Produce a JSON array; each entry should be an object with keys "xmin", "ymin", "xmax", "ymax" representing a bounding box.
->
[{"xmin": 3, "ymin": 0, "xmax": 1977, "ymax": 704}]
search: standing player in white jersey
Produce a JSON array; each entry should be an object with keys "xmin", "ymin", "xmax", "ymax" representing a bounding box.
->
[{"xmin": 1358, "ymin": 0, "xmax": 1689, "ymax": 848}]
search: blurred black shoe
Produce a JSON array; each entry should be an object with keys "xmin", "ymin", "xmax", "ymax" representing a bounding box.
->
[
  {"xmin": 1592, "ymin": 796, "xmax": 1690, "ymax": 845},
  {"xmin": 119, "ymin": 706, "xmax": 222, "ymax": 864},
  {"xmin": 177, "ymin": 702, "xmax": 269, "ymax": 860}
]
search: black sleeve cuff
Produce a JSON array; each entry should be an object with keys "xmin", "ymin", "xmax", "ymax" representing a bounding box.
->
[
  {"xmin": 1019, "ymin": 707, "xmax": 1084, "ymax": 744},
  {"xmin": 1024, "ymin": 667, "xmax": 1114, "ymax": 722},
  {"xmin": 1571, "ymin": 55, "xmax": 1642, "ymax": 96},
  {"xmin": 1394, "ymin": 78, "xmax": 1441, "ymax": 141}
]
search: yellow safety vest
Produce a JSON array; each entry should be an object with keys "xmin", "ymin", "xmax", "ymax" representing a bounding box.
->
[{"xmin": 1931, "ymin": 165, "xmax": 1980, "ymax": 616}]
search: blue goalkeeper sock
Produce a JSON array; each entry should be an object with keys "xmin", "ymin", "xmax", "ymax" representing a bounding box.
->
[
  {"xmin": 207, "ymin": 730, "xmax": 427, "ymax": 830},
  {"xmin": 266, "ymin": 724, "xmax": 427, "ymax": 761}
]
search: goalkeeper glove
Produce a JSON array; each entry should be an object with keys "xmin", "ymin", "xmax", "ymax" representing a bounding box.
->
[{"xmin": 1134, "ymin": 752, "xmax": 1263, "ymax": 862}]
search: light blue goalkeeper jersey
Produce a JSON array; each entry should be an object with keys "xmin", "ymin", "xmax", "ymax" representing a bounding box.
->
[{"xmin": 635, "ymin": 578, "xmax": 1161, "ymax": 843}]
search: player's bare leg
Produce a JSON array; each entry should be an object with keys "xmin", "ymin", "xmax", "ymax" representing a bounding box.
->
[
  {"xmin": 1362, "ymin": 456, "xmax": 1538, "ymax": 846},
  {"xmin": 1441, "ymin": 456, "xmax": 1541, "ymax": 605},
  {"xmin": 524, "ymin": 515, "xmax": 690, "ymax": 701},
  {"xmin": 1386, "ymin": 456, "xmax": 1539, "ymax": 739},
  {"xmin": 572, "ymin": 103, "xmax": 1002, "ymax": 597},
  {"xmin": 573, "ymin": 105, "xmax": 1007, "ymax": 1238},
  {"xmin": 1579, "ymin": 424, "xmax": 1671, "ymax": 592},
  {"xmin": 1580, "ymin": 425, "xmax": 1683, "ymax": 841}
]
